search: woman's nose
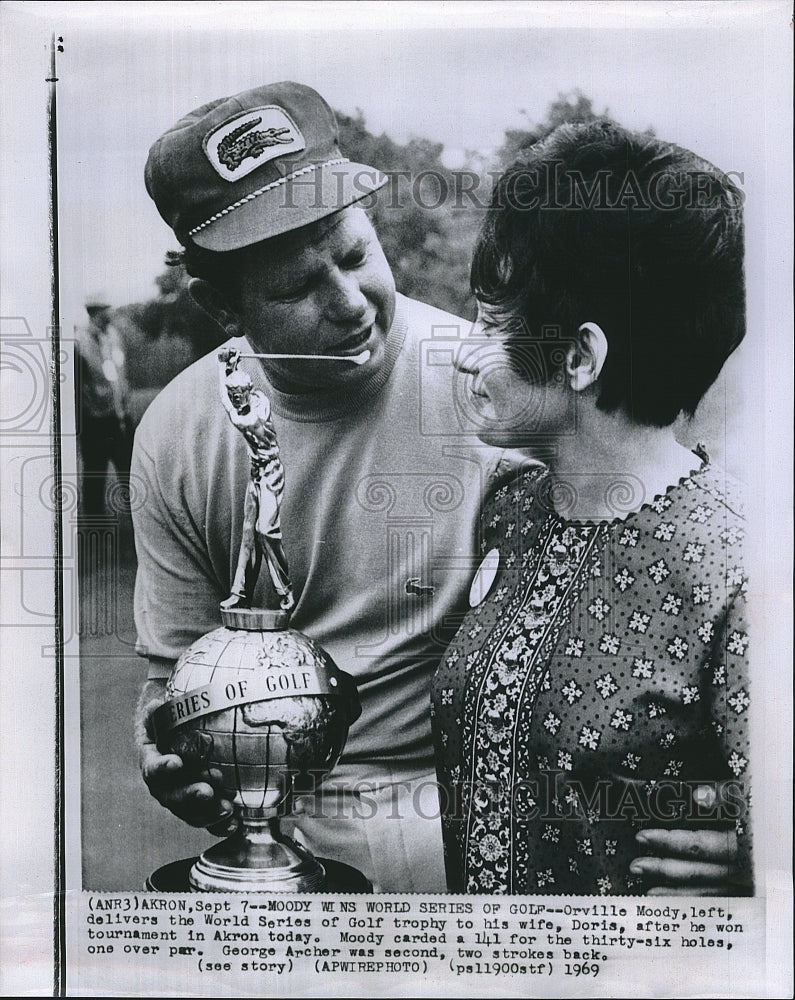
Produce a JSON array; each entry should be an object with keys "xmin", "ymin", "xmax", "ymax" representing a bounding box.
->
[
  {"xmin": 453, "ymin": 345, "xmax": 479, "ymax": 374},
  {"xmin": 454, "ymin": 320, "xmax": 487, "ymax": 373}
]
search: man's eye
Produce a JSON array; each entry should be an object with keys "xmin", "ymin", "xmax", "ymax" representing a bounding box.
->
[
  {"xmin": 274, "ymin": 284, "xmax": 309, "ymax": 303},
  {"xmin": 342, "ymin": 250, "xmax": 367, "ymax": 269}
]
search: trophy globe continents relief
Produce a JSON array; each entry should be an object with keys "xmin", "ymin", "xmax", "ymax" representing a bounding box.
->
[{"xmin": 151, "ymin": 348, "xmax": 362, "ymax": 892}]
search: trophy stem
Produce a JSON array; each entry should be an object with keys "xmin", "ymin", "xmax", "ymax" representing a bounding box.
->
[{"xmin": 189, "ymin": 810, "xmax": 327, "ymax": 893}]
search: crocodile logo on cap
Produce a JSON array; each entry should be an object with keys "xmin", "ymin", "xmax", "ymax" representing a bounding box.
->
[
  {"xmin": 218, "ymin": 118, "xmax": 294, "ymax": 171},
  {"xmin": 204, "ymin": 106, "xmax": 306, "ymax": 182}
]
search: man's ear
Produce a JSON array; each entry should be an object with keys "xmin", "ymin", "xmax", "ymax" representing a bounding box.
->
[
  {"xmin": 188, "ymin": 278, "xmax": 240, "ymax": 337},
  {"xmin": 566, "ymin": 321, "xmax": 608, "ymax": 392}
]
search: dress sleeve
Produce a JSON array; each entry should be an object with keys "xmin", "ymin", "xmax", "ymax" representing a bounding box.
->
[{"xmin": 708, "ymin": 585, "xmax": 753, "ymax": 890}]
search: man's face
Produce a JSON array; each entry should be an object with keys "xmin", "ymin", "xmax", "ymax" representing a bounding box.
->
[{"xmin": 231, "ymin": 207, "xmax": 396, "ymax": 394}]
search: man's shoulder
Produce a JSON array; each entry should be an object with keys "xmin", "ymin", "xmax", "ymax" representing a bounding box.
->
[
  {"xmin": 395, "ymin": 294, "xmax": 468, "ymax": 389},
  {"xmin": 135, "ymin": 343, "xmax": 229, "ymax": 449},
  {"xmin": 400, "ymin": 293, "xmax": 468, "ymax": 337}
]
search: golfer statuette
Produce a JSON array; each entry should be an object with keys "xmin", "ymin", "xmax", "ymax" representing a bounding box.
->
[
  {"xmin": 218, "ymin": 347, "xmax": 294, "ymax": 614},
  {"xmin": 149, "ymin": 351, "xmax": 362, "ymax": 892}
]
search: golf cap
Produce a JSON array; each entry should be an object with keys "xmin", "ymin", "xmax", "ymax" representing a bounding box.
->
[{"xmin": 145, "ymin": 81, "xmax": 387, "ymax": 251}]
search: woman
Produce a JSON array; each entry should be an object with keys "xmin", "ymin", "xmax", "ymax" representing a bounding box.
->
[{"xmin": 432, "ymin": 121, "xmax": 751, "ymax": 895}]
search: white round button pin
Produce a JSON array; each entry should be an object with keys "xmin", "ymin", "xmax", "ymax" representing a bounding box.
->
[{"xmin": 469, "ymin": 547, "xmax": 500, "ymax": 607}]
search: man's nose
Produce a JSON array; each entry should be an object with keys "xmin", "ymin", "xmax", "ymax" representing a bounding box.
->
[{"xmin": 324, "ymin": 269, "xmax": 368, "ymax": 323}]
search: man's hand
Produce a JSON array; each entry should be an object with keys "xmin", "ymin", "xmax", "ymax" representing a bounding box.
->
[
  {"xmin": 136, "ymin": 680, "xmax": 238, "ymax": 836},
  {"xmin": 632, "ymin": 828, "xmax": 750, "ymax": 896}
]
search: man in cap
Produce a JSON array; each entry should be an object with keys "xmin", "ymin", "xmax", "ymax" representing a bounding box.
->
[
  {"xmin": 134, "ymin": 82, "xmax": 740, "ymax": 893},
  {"xmin": 134, "ymin": 81, "xmax": 495, "ymax": 891}
]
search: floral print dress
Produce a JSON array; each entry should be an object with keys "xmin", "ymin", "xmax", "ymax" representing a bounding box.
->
[{"xmin": 431, "ymin": 457, "xmax": 751, "ymax": 895}]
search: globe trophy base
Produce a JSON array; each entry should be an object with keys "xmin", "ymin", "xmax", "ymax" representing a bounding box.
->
[
  {"xmin": 147, "ymin": 857, "xmax": 372, "ymax": 893},
  {"xmin": 152, "ymin": 604, "xmax": 366, "ymax": 894},
  {"xmin": 188, "ymin": 816, "xmax": 326, "ymax": 893}
]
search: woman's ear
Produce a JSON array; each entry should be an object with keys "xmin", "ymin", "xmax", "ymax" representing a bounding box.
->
[
  {"xmin": 188, "ymin": 278, "xmax": 240, "ymax": 337},
  {"xmin": 566, "ymin": 321, "xmax": 608, "ymax": 391}
]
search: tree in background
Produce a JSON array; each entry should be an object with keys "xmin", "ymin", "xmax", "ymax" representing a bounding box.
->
[{"xmin": 495, "ymin": 89, "xmax": 609, "ymax": 167}]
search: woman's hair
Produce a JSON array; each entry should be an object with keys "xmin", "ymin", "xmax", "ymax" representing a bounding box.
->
[{"xmin": 471, "ymin": 121, "xmax": 746, "ymax": 426}]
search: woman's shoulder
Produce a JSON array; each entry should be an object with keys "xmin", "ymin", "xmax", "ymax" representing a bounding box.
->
[
  {"xmin": 654, "ymin": 459, "xmax": 746, "ymax": 535},
  {"xmin": 689, "ymin": 462, "xmax": 745, "ymax": 521},
  {"xmin": 625, "ymin": 458, "xmax": 747, "ymax": 605},
  {"xmin": 479, "ymin": 459, "xmax": 550, "ymax": 548},
  {"xmin": 485, "ymin": 459, "xmax": 549, "ymax": 506}
]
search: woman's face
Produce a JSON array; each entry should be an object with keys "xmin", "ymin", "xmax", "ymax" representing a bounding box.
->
[{"xmin": 453, "ymin": 308, "xmax": 572, "ymax": 446}]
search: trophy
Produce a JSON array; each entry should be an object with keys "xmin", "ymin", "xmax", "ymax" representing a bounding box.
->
[{"xmin": 150, "ymin": 348, "xmax": 363, "ymax": 892}]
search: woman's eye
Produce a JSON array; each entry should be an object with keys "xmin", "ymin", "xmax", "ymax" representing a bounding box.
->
[
  {"xmin": 479, "ymin": 317, "xmax": 503, "ymax": 337},
  {"xmin": 480, "ymin": 314, "xmax": 524, "ymax": 339}
]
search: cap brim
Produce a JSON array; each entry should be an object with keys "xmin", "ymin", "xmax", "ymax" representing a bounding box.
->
[{"xmin": 191, "ymin": 161, "xmax": 388, "ymax": 251}]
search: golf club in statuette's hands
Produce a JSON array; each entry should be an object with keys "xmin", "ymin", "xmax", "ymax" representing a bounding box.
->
[{"xmin": 149, "ymin": 348, "xmax": 363, "ymax": 892}]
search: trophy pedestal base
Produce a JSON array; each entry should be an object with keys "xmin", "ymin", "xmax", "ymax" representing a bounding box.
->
[
  {"xmin": 147, "ymin": 857, "xmax": 372, "ymax": 893},
  {"xmin": 188, "ymin": 828, "xmax": 327, "ymax": 892}
]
